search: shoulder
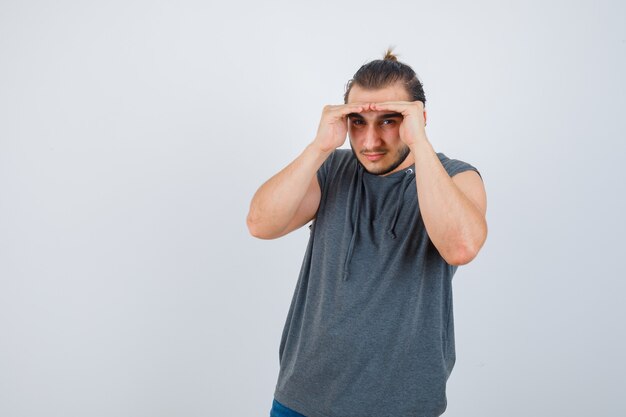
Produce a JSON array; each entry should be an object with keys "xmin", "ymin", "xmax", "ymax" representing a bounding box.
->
[
  {"xmin": 319, "ymin": 148, "xmax": 357, "ymax": 178},
  {"xmin": 436, "ymin": 152, "xmax": 482, "ymax": 179},
  {"xmin": 317, "ymin": 148, "xmax": 358, "ymax": 195},
  {"xmin": 331, "ymin": 148, "xmax": 355, "ymax": 165},
  {"xmin": 437, "ymin": 152, "xmax": 487, "ymax": 217}
]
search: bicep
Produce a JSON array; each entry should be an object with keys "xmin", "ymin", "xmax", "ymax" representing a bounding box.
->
[
  {"xmin": 451, "ymin": 170, "xmax": 487, "ymax": 217},
  {"xmin": 277, "ymin": 175, "xmax": 322, "ymax": 237}
]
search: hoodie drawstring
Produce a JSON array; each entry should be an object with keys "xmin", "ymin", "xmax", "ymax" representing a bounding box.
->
[
  {"xmin": 342, "ymin": 166, "xmax": 415, "ymax": 281},
  {"xmin": 388, "ymin": 167, "xmax": 415, "ymax": 239},
  {"xmin": 343, "ymin": 165, "xmax": 363, "ymax": 281}
]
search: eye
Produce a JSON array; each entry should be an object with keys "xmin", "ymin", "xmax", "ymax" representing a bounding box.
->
[
  {"xmin": 381, "ymin": 119, "xmax": 395, "ymax": 126},
  {"xmin": 351, "ymin": 119, "xmax": 365, "ymax": 126}
]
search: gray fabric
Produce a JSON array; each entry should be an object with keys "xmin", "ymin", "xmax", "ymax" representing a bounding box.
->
[{"xmin": 273, "ymin": 149, "xmax": 481, "ymax": 417}]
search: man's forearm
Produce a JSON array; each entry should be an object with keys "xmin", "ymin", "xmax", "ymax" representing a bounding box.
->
[
  {"xmin": 410, "ymin": 136, "xmax": 487, "ymax": 265},
  {"xmin": 246, "ymin": 143, "xmax": 330, "ymax": 238}
]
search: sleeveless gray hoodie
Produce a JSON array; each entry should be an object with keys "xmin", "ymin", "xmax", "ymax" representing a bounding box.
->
[{"xmin": 273, "ymin": 149, "xmax": 482, "ymax": 417}]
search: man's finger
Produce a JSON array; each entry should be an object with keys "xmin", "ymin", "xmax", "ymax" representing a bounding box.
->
[
  {"xmin": 324, "ymin": 103, "xmax": 371, "ymax": 119},
  {"xmin": 370, "ymin": 101, "xmax": 410, "ymax": 113},
  {"xmin": 337, "ymin": 103, "xmax": 370, "ymax": 114},
  {"xmin": 371, "ymin": 101, "xmax": 423, "ymax": 114}
]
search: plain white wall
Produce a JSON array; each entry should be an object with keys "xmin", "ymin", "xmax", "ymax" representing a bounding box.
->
[{"xmin": 1, "ymin": 0, "xmax": 625, "ymax": 416}]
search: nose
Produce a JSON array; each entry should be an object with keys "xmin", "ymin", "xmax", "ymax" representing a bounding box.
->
[{"xmin": 362, "ymin": 124, "xmax": 382, "ymax": 150}]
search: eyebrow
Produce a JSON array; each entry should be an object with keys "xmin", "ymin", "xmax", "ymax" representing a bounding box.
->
[{"xmin": 380, "ymin": 112, "xmax": 403, "ymax": 119}]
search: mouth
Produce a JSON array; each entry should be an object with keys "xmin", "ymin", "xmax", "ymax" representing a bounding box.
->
[{"xmin": 362, "ymin": 152, "xmax": 386, "ymax": 162}]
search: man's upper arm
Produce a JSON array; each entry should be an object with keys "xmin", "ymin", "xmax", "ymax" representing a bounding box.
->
[
  {"xmin": 277, "ymin": 175, "xmax": 322, "ymax": 237},
  {"xmin": 451, "ymin": 170, "xmax": 487, "ymax": 217}
]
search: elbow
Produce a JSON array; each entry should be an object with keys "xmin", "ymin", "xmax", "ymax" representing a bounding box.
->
[
  {"xmin": 246, "ymin": 204, "xmax": 268, "ymax": 239},
  {"xmin": 246, "ymin": 213, "xmax": 278, "ymax": 240},
  {"xmin": 445, "ymin": 249, "xmax": 476, "ymax": 266},
  {"xmin": 445, "ymin": 226, "xmax": 488, "ymax": 266},
  {"xmin": 444, "ymin": 247, "xmax": 475, "ymax": 266},
  {"xmin": 246, "ymin": 214, "xmax": 264, "ymax": 239}
]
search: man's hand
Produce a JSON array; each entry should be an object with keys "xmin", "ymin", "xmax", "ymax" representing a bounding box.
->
[
  {"xmin": 371, "ymin": 100, "xmax": 487, "ymax": 265},
  {"xmin": 248, "ymin": 102, "xmax": 371, "ymax": 239},
  {"xmin": 370, "ymin": 101, "xmax": 427, "ymax": 147},
  {"xmin": 312, "ymin": 103, "xmax": 371, "ymax": 153}
]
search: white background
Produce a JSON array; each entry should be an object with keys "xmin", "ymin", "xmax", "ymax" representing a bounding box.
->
[{"xmin": 1, "ymin": 0, "xmax": 625, "ymax": 416}]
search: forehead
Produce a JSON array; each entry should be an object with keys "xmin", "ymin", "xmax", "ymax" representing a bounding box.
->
[{"xmin": 347, "ymin": 82, "xmax": 411, "ymax": 104}]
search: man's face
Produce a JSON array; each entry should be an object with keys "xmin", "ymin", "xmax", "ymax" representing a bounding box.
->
[{"xmin": 346, "ymin": 83, "xmax": 414, "ymax": 176}]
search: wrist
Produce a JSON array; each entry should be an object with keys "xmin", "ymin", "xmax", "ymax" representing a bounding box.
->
[
  {"xmin": 307, "ymin": 140, "xmax": 335, "ymax": 158},
  {"xmin": 408, "ymin": 134, "xmax": 432, "ymax": 153}
]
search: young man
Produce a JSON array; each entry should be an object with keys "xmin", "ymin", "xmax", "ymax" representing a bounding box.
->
[{"xmin": 247, "ymin": 51, "xmax": 488, "ymax": 417}]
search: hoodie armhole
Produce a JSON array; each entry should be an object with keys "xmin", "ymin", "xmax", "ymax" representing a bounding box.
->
[
  {"xmin": 437, "ymin": 152, "xmax": 482, "ymax": 180},
  {"xmin": 316, "ymin": 150, "xmax": 336, "ymax": 197}
]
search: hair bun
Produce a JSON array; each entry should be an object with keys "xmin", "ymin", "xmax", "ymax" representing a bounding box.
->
[{"xmin": 383, "ymin": 48, "xmax": 398, "ymax": 62}]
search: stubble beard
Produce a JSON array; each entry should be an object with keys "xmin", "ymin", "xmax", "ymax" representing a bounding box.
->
[{"xmin": 350, "ymin": 143, "xmax": 411, "ymax": 176}]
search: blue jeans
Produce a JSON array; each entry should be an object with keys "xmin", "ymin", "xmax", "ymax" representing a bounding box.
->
[{"xmin": 270, "ymin": 399, "xmax": 308, "ymax": 417}]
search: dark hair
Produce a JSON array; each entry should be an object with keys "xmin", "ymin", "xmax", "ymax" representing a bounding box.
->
[{"xmin": 344, "ymin": 48, "xmax": 426, "ymax": 105}]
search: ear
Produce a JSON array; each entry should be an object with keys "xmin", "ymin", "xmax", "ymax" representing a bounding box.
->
[{"xmin": 424, "ymin": 109, "xmax": 427, "ymax": 127}]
